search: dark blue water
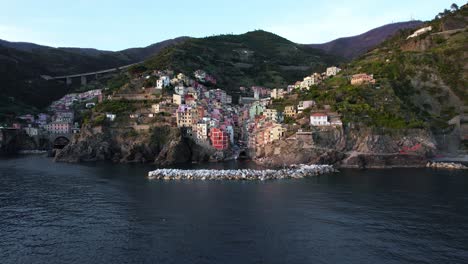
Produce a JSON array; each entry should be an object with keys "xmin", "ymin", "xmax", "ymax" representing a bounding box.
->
[{"xmin": 1, "ymin": 155, "xmax": 467, "ymax": 264}]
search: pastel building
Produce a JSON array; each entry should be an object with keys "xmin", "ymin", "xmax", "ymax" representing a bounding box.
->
[
  {"xmin": 173, "ymin": 94, "xmax": 183, "ymax": 105},
  {"xmin": 269, "ymin": 124, "xmax": 287, "ymax": 142},
  {"xmin": 249, "ymin": 103, "xmax": 265, "ymax": 119},
  {"xmin": 176, "ymin": 105, "xmax": 199, "ymax": 128},
  {"xmin": 297, "ymin": 100, "xmax": 316, "ymax": 113},
  {"xmin": 271, "ymin": 88, "xmax": 284, "ymax": 99},
  {"xmin": 46, "ymin": 122, "xmax": 71, "ymax": 134},
  {"xmin": 263, "ymin": 109, "xmax": 283, "ymax": 123},
  {"xmin": 351, "ymin": 73, "xmax": 376, "ymax": 85},
  {"xmin": 195, "ymin": 123, "xmax": 209, "ymax": 143},
  {"xmin": 284, "ymin": 106, "xmax": 297, "ymax": 117}
]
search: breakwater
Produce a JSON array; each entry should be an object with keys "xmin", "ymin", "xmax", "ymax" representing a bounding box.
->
[
  {"xmin": 426, "ymin": 161, "xmax": 468, "ymax": 170},
  {"xmin": 148, "ymin": 164, "xmax": 336, "ymax": 181}
]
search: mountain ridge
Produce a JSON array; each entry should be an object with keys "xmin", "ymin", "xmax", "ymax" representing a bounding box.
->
[{"xmin": 308, "ymin": 21, "xmax": 424, "ymax": 59}]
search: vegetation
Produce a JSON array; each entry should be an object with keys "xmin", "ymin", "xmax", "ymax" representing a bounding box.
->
[
  {"xmin": 94, "ymin": 100, "xmax": 136, "ymax": 114},
  {"xmin": 145, "ymin": 30, "xmax": 342, "ymax": 100}
]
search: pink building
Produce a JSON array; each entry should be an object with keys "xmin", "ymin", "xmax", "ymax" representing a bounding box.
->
[
  {"xmin": 46, "ymin": 122, "xmax": 71, "ymax": 134},
  {"xmin": 351, "ymin": 73, "xmax": 376, "ymax": 85}
]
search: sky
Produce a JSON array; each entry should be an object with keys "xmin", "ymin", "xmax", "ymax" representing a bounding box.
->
[{"xmin": 0, "ymin": 0, "xmax": 464, "ymax": 51}]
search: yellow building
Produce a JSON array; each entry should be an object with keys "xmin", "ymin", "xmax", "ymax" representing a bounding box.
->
[
  {"xmin": 176, "ymin": 105, "xmax": 199, "ymax": 127},
  {"xmin": 270, "ymin": 124, "xmax": 287, "ymax": 142},
  {"xmin": 284, "ymin": 106, "xmax": 297, "ymax": 117}
]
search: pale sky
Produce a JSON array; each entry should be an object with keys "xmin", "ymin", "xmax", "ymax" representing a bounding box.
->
[{"xmin": 0, "ymin": 0, "xmax": 463, "ymax": 51}]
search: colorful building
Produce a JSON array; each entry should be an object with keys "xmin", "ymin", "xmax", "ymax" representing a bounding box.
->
[
  {"xmin": 351, "ymin": 73, "xmax": 376, "ymax": 85},
  {"xmin": 176, "ymin": 105, "xmax": 200, "ymax": 128},
  {"xmin": 284, "ymin": 106, "xmax": 297, "ymax": 117},
  {"xmin": 210, "ymin": 128, "xmax": 229, "ymax": 150}
]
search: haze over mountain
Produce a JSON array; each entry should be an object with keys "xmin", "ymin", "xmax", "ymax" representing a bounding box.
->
[{"xmin": 308, "ymin": 21, "xmax": 424, "ymax": 59}]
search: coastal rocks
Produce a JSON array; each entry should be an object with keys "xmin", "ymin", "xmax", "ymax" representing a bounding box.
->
[
  {"xmin": 426, "ymin": 161, "xmax": 468, "ymax": 170},
  {"xmin": 148, "ymin": 164, "xmax": 336, "ymax": 181},
  {"xmin": 55, "ymin": 125, "xmax": 211, "ymax": 165},
  {"xmin": 154, "ymin": 135, "xmax": 192, "ymax": 166},
  {"xmin": 256, "ymin": 126, "xmax": 437, "ymax": 168},
  {"xmin": 342, "ymin": 153, "xmax": 429, "ymax": 169}
]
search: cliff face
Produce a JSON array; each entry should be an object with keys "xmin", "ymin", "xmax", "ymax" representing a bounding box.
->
[
  {"xmin": 54, "ymin": 125, "xmax": 212, "ymax": 165},
  {"xmin": 254, "ymin": 127, "xmax": 436, "ymax": 168}
]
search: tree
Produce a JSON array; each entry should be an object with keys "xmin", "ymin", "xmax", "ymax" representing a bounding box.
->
[{"xmin": 451, "ymin": 3, "xmax": 459, "ymax": 11}]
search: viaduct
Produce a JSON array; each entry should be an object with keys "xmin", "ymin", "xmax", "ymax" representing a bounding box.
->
[{"xmin": 40, "ymin": 62, "xmax": 143, "ymax": 85}]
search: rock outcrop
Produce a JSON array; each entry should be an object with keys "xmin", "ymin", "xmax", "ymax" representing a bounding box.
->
[
  {"xmin": 254, "ymin": 126, "xmax": 437, "ymax": 169},
  {"xmin": 55, "ymin": 125, "xmax": 212, "ymax": 165}
]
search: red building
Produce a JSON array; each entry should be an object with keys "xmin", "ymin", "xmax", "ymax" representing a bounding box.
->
[{"xmin": 209, "ymin": 128, "xmax": 229, "ymax": 150}]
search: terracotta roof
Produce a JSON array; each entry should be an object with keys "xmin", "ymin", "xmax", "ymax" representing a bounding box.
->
[{"xmin": 311, "ymin": 113, "xmax": 327, "ymax": 117}]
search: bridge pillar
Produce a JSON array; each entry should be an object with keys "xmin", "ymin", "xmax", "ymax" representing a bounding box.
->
[
  {"xmin": 81, "ymin": 76, "xmax": 87, "ymax": 86},
  {"xmin": 66, "ymin": 77, "xmax": 72, "ymax": 85},
  {"xmin": 95, "ymin": 73, "xmax": 99, "ymax": 80}
]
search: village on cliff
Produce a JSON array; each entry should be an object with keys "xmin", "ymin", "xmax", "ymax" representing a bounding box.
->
[{"xmin": 4, "ymin": 64, "xmax": 380, "ymax": 159}]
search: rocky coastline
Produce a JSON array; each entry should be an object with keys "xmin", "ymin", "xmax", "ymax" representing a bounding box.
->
[{"xmin": 148, "ymin": 164, "xmax": 336, "ymax": 181}]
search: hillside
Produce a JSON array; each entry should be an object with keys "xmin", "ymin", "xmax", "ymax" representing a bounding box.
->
[
  {"xmin": 309, "ymin": 21, "xmax": 423, "ymax": 59},
  {"xmin": 351, "ymin": 5, "xmax": 467, "ymax": 122},
  {"xmin": 268, "ymin": 4, "xmax": 467, "ymax": 137},
  {"xmin": 0, "ymin": 37, "xmax": 188, "ymax": 120},
  {"xmin": 145, "ymin": 30, "xmax": 342, "ymax": 96}
]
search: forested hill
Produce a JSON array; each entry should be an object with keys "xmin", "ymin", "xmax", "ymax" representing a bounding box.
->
[{"xmin": 144, "ymin": 30, "xmax": 342, "ymax": 97}]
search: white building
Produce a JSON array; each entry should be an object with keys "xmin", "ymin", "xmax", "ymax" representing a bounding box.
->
[
  {"xmin": 195, "ymin": 123, "xmax": 209, "ymax": 143},
  {"xmin": 310, "ymin": 113, "xmax": 330, "ymax": 126},
  {"xmin": 175, "ymin": 85, "xmax": 185, "ymax": 95},
  {"xmin": 156, "ymin": 76, "xmax": 170, "ymax": 89},
  {"xmin": 225, "ymin": 125, "xmax": 235, "ymax": 144},
  {"xmin": 271, "ymin": 88, "xmax": 284, "ymax": 99},
  {"xmin": 326, "ymin": 66, "xmax": 341, "ymax": 76},
  {"xmin": 300, "ymin": 74, "xmax": 321, "ymax": 89},
  {"xmin": 24, "ymin": 126, "xmax": 39, "ymax": 136},
  {"xmin": 106, "ymin": 113, "xmax": 116, "ymax": 122},
  {"xmin": 407, "ymin": 26, "xmax": 432, "ymax": 39}
]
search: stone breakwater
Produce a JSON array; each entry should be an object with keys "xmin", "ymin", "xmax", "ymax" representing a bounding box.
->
[
  {"xmin": 148, "ymin": 165, "xmax": 336, "ymax": 181},
  {"xmin": 426, "ymin": 162, "xmax": 468, "ymax": 170}
]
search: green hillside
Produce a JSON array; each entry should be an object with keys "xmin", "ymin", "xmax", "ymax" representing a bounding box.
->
[
  {"xmin": 349, "ymin": 4, "xmax": 467, "ymax": 128},
  {"xmin": 145, "ymin": 30, "xmax": 342, "ymax": 96},
  {"xmin": 271, "ymin": 4, "xmax": 467, "ymax": 131}
]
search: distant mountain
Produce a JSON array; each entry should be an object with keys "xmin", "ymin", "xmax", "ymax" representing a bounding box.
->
[
  {"xmin": 0, "ymin": 39, "xmax": 53, "ymax": 53},
  {"xmin": 144, "ymin": 30, "xmax": 341, "ymax": 97},
  {"xmin": 308, "ymin": 21, "xmax": 423, "ymax": 59}
]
